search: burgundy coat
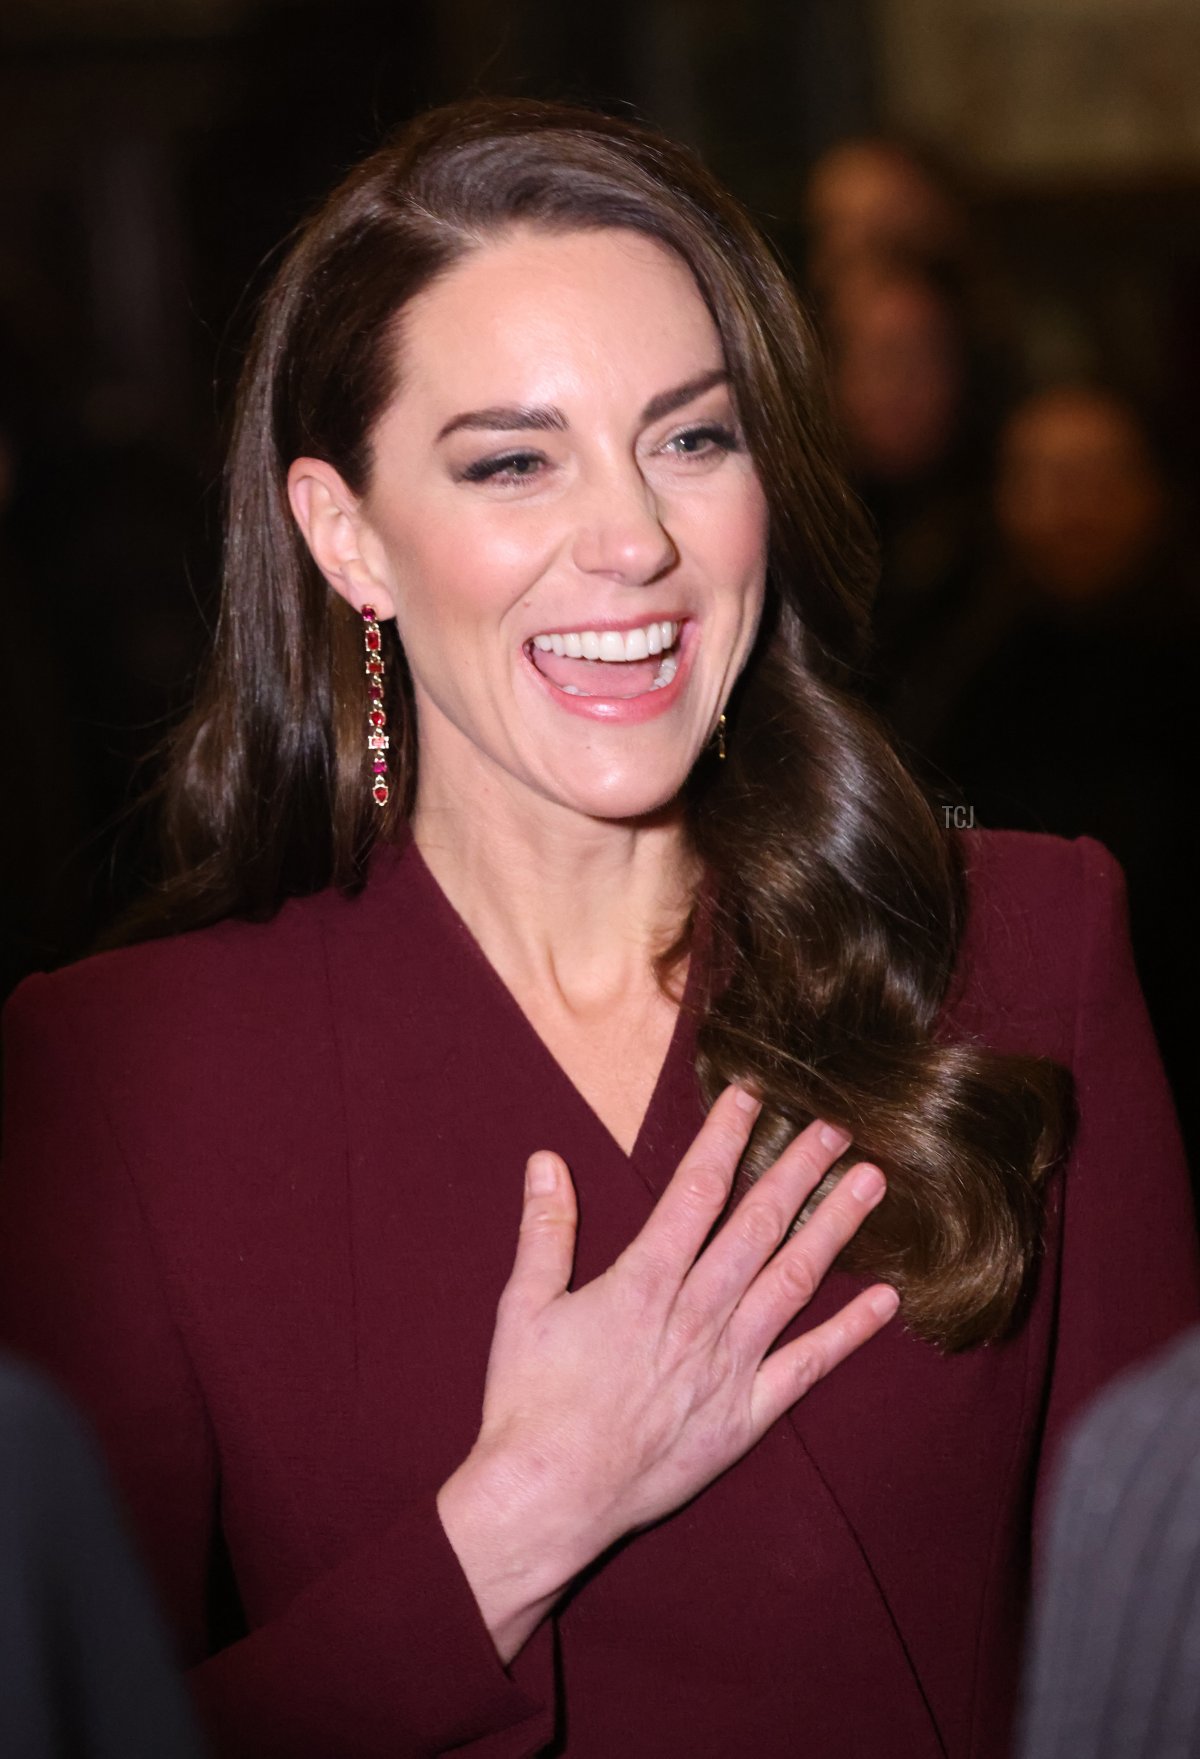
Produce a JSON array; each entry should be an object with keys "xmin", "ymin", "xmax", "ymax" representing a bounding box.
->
[{"xmin": 1, "ymin": 828, "xmax": 1196, "ymax": 1759}]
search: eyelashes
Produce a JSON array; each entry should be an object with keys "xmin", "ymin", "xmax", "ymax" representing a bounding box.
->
[
  {"xmin": 459, "ymin": 450, "xmax": 544, "ymax": 485},
  {"xmin": 665, "ymin": 420, "xmax": 739, "ymax": 460},
  {"xmin": 457, "ymin": 421, "xmax": 744, "ymax": 487}
]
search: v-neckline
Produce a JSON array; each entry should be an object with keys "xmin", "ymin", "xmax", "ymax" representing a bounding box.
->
[{"xmin": 396, "ymin": 830, "xmax": 709, "ymax": 1169}]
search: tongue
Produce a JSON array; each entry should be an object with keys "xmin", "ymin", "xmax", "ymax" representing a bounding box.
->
[{"xmin": 531, "ymin": 649, "xmax": 664, "ymax": 700}]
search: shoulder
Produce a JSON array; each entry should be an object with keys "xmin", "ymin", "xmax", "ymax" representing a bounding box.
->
[
  {"xmin": 1038, "ymin": 1326, "xmax": 1200, "ymax": 1654},
  {"xmin": 1061, "ymin": 1325, "xmax": 1200, "ymax": 1496},
  {"xmin": 956, "ymin": 824, "xmax": 1121, "ymax": 926},
  {"xmin": 1022, "ymin": 1328, "xmax": 1200, "ymax": 1757},
  {"xmin": 4, "ymin": 837, "xmax": 437, "ymax": 1048},
  {"xmin": 0, "ymin": 1354, "xmax": 116, "ymax": 1548},
  {"xmin": 2, "ymin": 882, "xmax": 356, "ymax": 1078},
  {"xmin": 943, "ymin": 828, "xmax": 1125, "ymax": 1056},
  {"xmin": 1, "ymin": 841, "xmax": 436, "ymax": 1138},
  {"xmin": 0, "ymin": 1352, "xmax": 90, "ymax": 1478}
]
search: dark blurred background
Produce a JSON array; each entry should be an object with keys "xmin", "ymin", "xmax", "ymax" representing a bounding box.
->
[{"xmin": 1, "ymin": 0, "xmax": 1197, "ymax": 1166}]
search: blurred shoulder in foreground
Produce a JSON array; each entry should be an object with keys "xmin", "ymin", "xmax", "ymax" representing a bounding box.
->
[
  {"xmin": 1020, "ymin": 1324, "xmax": 1200, "ymax": 1759},
  {"xmin": 0, "ymin": 1352, "xmax": 204, "ymax": 1759}
]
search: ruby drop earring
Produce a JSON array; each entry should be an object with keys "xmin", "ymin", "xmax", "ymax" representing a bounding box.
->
[{"xmin": 362, "ymin": 605, "xmax": 390, "ymax": 807}]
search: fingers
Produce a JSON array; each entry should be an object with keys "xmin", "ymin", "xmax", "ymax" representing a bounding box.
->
[
  {"xmin": 502, "ymin": 1152, "xmax": 578, "ymax": 1313},
  {"xmin": 618, "ymin": 1085, "xmax": 763, "ymax": 1300},
  {"xmin": 730, "ymin": 1160, "xmax": 888, "ymax": 1359},
  {"xmin": 750, "ymin": 1281, "xmax": 900, "ymax": 1434},
  {"xmin": 672, "ymin": 1118, "xmax": 858, "ymax": 1336}
]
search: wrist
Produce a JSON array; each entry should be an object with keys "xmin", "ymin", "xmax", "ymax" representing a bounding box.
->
[{"xmin": 436, "ymin": 1448, "xmax": 592, "ymax": 1664}]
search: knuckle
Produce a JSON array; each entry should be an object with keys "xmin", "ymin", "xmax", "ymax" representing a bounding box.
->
[
  {"xmin": 518, "ymin": 1204, "xmax": 571, "ymax": 1238},
  {"xmin": 680, "ymin": 1162, "xmax": 732, "ymax": 1211},
  {"xmin": 701, "ymin": 1111, "xmax": 753, "ymax": 1168},
  {"xmin": 666, "ymin": 1295, "xmax": 709, "ymax": 1351},
  {"xmin": 791, "ymin": 1139, "xmax": 831, "ymax": 1187},
  {"xmin": 792, "ymin": 1200, "xmax": 836, "ymax": 1255},
  {"xmin": 617, "ymin": 1242, "xmax": 672, "ymax": 1308},
  {"xmin": 788, "ymin": 1344, "xmax": 821, "ymax": 1398},
  {"xmin": 495, "ymin": 1280, "xmax": 537, "ymax": 1324},
  {"xmin": 806, "ymin": 1170, "xmax": 846, "ymax": 1219},
  {"xmin": 776, "ymin": 1251, "xmax": 818, "ymax": 1307},
  {"xmin": 739, "ymin": 1200, "xmax": 784, "ymax": 1253}
]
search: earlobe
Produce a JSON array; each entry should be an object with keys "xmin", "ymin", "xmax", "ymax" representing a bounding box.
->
[{"xmin": 286, "ymin": 457, "xmax": 396, "ymax": 622}]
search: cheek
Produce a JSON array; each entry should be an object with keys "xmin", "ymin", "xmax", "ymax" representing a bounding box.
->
[
  {"xmin": 391, "ymin": 527, "xmax": 524, "ymax": 647},
  {"xmin": 390, "ymin": 539, "xmax": 512, "ymax": 739},
  {"xmin": 712, "ymin": 480, "xmax": 771, "ymax": 593}
]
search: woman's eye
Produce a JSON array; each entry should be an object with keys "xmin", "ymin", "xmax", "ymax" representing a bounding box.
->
[
  {"xmin": 663, "ymin": 422, "xmax": 742, "ymax": 460},
  {"xmin": 458, "ymin": 450, "xmax": 547, "ymax": 486}
]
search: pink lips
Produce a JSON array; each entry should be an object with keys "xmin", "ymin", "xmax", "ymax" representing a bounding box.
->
[{"xmin": 522, "ymin": 620, "xmax": 693, "ymax": 724}]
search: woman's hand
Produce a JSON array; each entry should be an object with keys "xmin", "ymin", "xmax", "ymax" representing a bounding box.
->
[{"xmin": 436, "ymin": 1086, "xmax": 897, "ymax": 1662}]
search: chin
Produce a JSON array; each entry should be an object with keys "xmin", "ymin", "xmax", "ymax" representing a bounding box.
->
[{"xmin": 545, "ymin": 762, "xmax": 693, "ymax": 826}]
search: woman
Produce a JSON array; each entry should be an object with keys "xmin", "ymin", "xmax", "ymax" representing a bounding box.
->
[{"xmin": 1, "ymin": 98, "xmax": 1196, "ymax": 1758}]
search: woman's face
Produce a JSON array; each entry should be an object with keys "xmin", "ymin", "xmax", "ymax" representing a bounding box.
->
[{"xmin": 315, "ymin": 226, "xmax": 770, "ymax": 824}]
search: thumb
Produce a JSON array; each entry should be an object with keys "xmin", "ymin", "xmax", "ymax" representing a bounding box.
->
[{"xmin": 507, "ymin": 1151, "xmax": 578, "ymax": 1307}]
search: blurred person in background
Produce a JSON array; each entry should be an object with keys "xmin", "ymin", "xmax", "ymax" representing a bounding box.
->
[
  {"xmin": 994, "ymin": 385, "xmax": 1179, "ymax": 618},
  {"xmin": 925, "ymin": 383, "xmax": 1200, "ymax": 1168},
  {"xmin": 800, "ymin": 138, "xmax": 1017, "ymax": 758},
  {"xmin": 802, "ymin": 136, "xmax": 971, "ymax": 298},
  {"xmin": 820, "ymin": 259, "xmax": 1003, "ymax": 731}
]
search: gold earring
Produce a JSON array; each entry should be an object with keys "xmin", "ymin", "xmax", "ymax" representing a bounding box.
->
[{"xmin": 716, "ymin": 713, "xmax": 727, "ymax": 761}]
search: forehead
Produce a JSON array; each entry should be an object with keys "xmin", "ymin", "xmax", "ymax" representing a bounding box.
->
[{"xmin": 393, "ymin": 227, "xmax": 723, "ymax": 407}]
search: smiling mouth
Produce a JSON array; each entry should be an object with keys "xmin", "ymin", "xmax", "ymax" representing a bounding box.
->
[{"xmin": 526, "ymin": 619, "xmax": 682, "ymax": 699}]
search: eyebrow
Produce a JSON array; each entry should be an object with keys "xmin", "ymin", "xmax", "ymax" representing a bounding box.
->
[{"xmin": 434, "ymin": 367, "xmax": 730, "ymax": 443}]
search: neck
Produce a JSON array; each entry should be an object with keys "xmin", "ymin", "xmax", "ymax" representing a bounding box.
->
[{"xmin": 411, "ymin": 760, "xmax": 696, "ymax": 1018}]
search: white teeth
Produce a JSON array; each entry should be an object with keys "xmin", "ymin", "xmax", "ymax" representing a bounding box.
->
[
  {"xmin": 554, "ymin": 647, "xmax": 680, "ymax": 700},
  {"xmin": 529, "ymin": 619, "xmax": 681, "ymax": 661}
]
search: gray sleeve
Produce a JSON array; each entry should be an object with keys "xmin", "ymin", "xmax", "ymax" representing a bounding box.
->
[
  {"xmin": 0, "ymin": 1354, "xmax": 205, "ymax": 1759},
  {"xmin": 1019, "ymin": 1326, "xmax": 1200, "ymax": 1759}
]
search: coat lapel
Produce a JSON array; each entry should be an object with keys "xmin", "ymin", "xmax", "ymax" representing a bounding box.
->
[{"xmin": 319, "ymin": 837, "xmax": 967, "ymax": 1752}]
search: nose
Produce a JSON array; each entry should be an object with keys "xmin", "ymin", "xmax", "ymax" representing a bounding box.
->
[{"xmin": 569, "ymin": 458, "xmax": 678, "ymax": 585}]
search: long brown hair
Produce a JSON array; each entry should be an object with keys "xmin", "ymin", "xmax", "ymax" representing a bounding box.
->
[{"xmin": 131, "ymin": 96, "xmax": 1072, "ymax": 1350}]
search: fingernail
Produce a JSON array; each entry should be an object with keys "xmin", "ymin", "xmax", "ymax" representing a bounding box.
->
[
  {"xmin": 851, "ymin": 1164, "xmax": 885, "ymax": 1203},
  {"xmin": 871, "ymin": 1286, "xmax": 900, "ymax": 1320},
  {"xmin": 819, "ymin": 1122, "xmax": 852, "ymax": 1152},
  {"xmin": 527, "ymin": 1154, "xmax": 557, "ymax": 1195},
  {"xmin": 734, "ymin": 1085, "xmax": 762, "ymax": 1114}
]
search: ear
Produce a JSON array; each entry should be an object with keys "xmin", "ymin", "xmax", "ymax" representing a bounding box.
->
[{"xmin": 287, "ymin": 457, "xmax": 397, "ymax": 623}]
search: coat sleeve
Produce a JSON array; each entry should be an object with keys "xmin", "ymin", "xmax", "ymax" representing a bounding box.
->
[
  {"xmin": 0, "ymin": 973, "xmax": 558, "ymax": 1759},
  {"xmin": 1033, "ymin": 835, "xmax": 1200, "ymax": 1544}
]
